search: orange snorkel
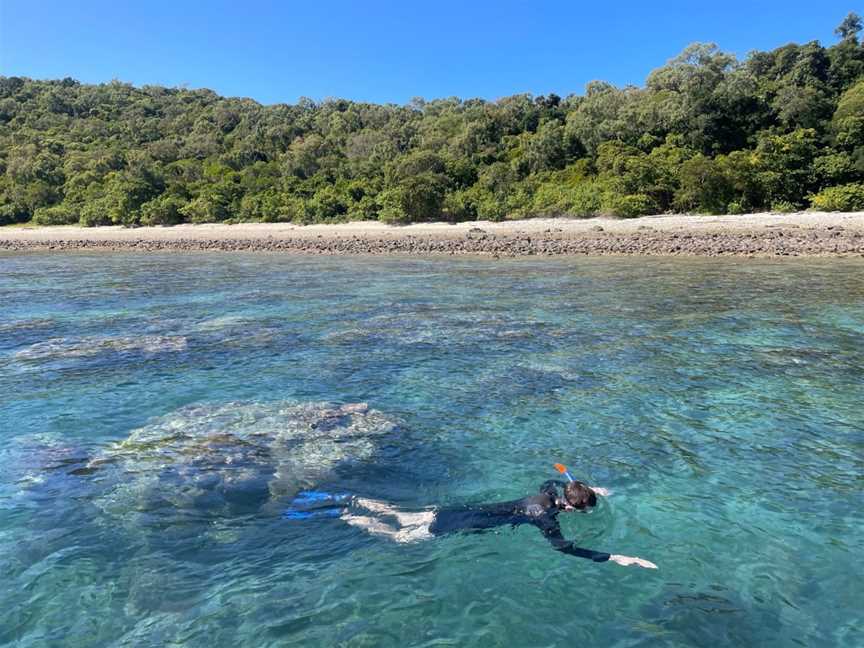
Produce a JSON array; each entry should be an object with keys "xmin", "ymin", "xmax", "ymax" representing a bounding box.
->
[{"xmin": 554, "ymin": 463, "xmax": 576, "ymax": 482}]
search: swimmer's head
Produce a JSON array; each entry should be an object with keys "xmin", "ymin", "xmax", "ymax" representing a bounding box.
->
[{"xmin": 561, "ymin": 481, "xmax": 597, "ymax": 511}]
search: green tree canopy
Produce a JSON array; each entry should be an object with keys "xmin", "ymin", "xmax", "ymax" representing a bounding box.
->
[{"xmin": 1, "ymin": 15, "xmax": 863, "ymax": 226}]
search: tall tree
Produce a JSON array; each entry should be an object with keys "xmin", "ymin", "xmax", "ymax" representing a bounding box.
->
[{"xmin": 835, "ymin": 12, "xmax": 862, "ymax": 43}]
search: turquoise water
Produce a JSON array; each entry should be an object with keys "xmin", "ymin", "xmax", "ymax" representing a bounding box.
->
[{"xmin": 1, "ymin": 253, "xmax": 862, "ymax": 648}]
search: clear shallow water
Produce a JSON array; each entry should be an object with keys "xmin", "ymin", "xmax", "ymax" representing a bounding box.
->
[{"xmin": 1, "ymin": 252, "xmax": 862, "ymax": 648}]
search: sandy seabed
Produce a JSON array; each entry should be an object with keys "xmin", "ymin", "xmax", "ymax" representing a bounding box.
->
[{"xmin": 2, "ymin": 211, "xmax": 864, "ymax": 257}]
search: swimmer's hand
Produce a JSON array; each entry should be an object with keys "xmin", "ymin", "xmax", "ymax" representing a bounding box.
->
[
  {"xmin": 592, "ymin": 487, "xmax": 611, "ymax": 497},
  {"xmin": 609, "ymin": 554, "xmax": 657, "ymax": 569}
]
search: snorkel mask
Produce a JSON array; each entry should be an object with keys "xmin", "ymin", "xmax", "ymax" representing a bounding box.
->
[
  {"xmin": 554, "ymin": 463, "xmax": 598, "ymax": 512},
  {"xmin": 553, "ymin": 463, "xmax": 582, "ymax": 511}
]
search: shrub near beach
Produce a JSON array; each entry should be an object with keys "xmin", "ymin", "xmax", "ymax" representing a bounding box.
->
[
  {"xmin": 810, "ymin": 183, "xmax": 864, "ymax": 211},
  {"xmin": 1, "ymin": 13, "xmax": 864, "ymax": 226}
]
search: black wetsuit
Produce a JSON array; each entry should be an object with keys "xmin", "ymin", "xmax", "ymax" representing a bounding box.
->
[{"xmin": 429, "ymin": 480, "xmax": 610, "ymax": 562}]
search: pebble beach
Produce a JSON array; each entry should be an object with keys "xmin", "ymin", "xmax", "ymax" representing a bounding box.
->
[{"xmin": 2, "ymin": 211, "xmax": 864, "ymax": 257}]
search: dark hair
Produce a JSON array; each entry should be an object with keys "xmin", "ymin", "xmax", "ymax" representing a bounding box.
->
[{"xmin": 563, "ymin": 481, "xmax": 597, "ymax": 509}]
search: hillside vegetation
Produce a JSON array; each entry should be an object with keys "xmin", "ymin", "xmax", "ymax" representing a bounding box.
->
[{"xmin": 2, "ymin": 13, "xmax": 864, "ymax": 226}]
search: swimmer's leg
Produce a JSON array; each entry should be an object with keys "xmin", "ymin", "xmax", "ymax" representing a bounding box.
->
[
  {"xmin": 392, "ymin": 510, "xmax": 436, "ymax": 527},
  {"xmin": 353, "ymin": 497, "xmax": 433, "ymax": 526},
  {"xmin": 342, "ymin": 513, "xmax": 433, "ymax": 543},
  {"xmin": 352, "ymin": 497, "xmax": 401, "ymax": 515},
  {"xmin": 347, "ymin": 500, "xmax": 436, "ymax": 543},
  {"xmin": 341, "ymin": 513, "xmax": 401, "ymax": 539},
  {"xmin": 393, "ymin": 511, "xmax": 435, "ymax": 542}
]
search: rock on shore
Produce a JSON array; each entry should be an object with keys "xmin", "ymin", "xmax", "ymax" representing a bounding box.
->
[{"xmin": 2, "ymin": 214, "xmax": 864, "ymax": 257}]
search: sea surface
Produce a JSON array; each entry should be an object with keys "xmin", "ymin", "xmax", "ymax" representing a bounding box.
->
[{"xmin": 1, "ymin": 252, "xmax": 862, "ymax": 648}]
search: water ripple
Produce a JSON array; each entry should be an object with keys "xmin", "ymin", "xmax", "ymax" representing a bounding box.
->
[{"xmin": 0, "ymin": 254, "xmax": 862, "ymax": 647}]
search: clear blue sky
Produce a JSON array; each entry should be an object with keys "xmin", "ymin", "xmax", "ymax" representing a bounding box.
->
[{"xmin": 0, "ymin": 1, "xmax": 857, "ymax": 105}]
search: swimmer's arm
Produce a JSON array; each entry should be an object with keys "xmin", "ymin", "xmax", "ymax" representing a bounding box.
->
[
  {"xmin": 537, "ymin": 518, "xmax": 610, "ymax": 562},
  {"xmin": 539, "ymin": 520, "xmax": 656, "ymax": 568},
  {"xmin": 592, "ymin": 487, "xmax": 611, "ymax": 497},
  {"xmin": 551, "ymin": 538, "xmax": 613, "ymax": 562}
]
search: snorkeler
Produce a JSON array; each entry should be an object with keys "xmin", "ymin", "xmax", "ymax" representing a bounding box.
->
[{"xmin": 284, "ymin": 463, "xmax": 657, "ymax": 569}]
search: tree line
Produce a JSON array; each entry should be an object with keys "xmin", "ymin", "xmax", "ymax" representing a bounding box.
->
[{"xmin": 1, "ymin": 13, "xmax": 863, "ymax": 227}]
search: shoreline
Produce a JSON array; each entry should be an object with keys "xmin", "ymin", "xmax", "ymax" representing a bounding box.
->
[{"xmin": 2, "ymin": 212, "xmax": 864, "ymax": 257}]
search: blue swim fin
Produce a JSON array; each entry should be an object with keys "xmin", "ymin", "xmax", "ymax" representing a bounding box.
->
[
  {"xmin": 282, "ymin": 490, "xmax": 351, "ymax": 520},
  {"xmin": 292, "ymin": 490, "xmax": 350, "ymax": 504},
  {"xmin": 283, "ymin": 508, "xmax": 343, "ymax": 520}
]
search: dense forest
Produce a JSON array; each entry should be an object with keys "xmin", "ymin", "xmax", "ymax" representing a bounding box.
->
[{"xmin": 2, "ymin": 13, "xmax": 864, "ymax": 227}]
